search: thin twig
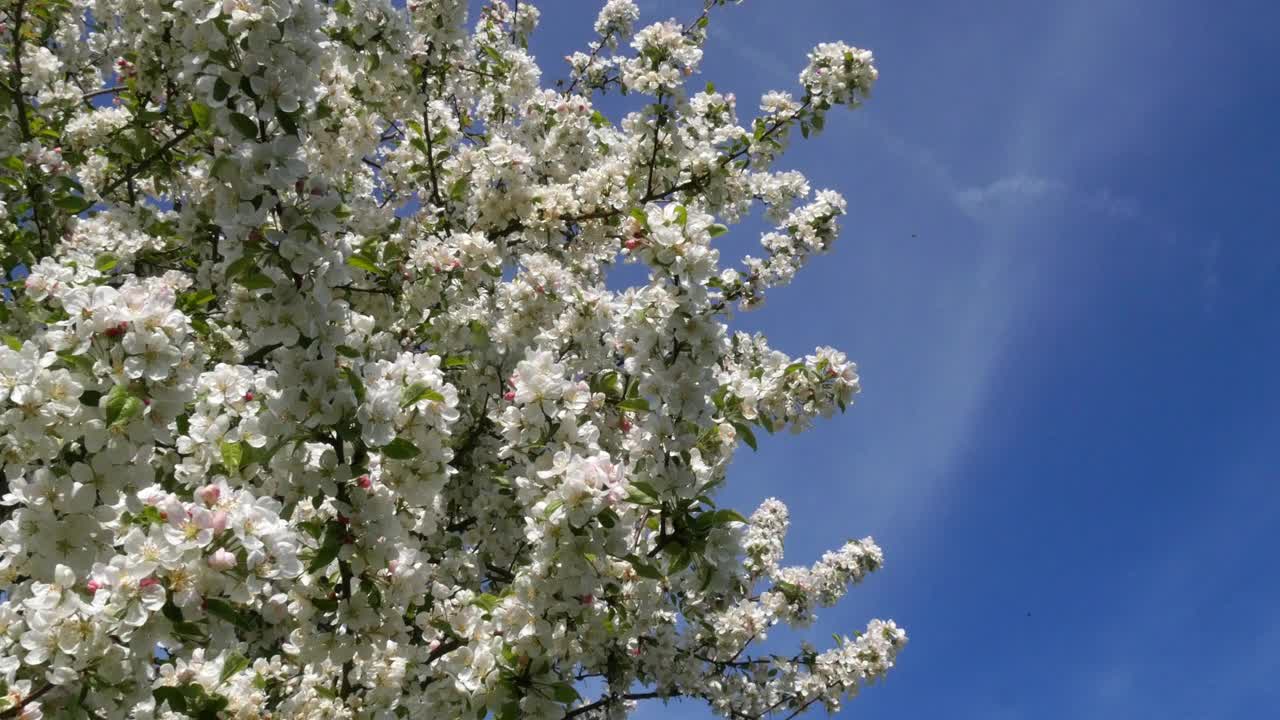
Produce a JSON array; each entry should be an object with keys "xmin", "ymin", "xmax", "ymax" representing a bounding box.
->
[
  {"xmin": 564, "ymin": 691, "xmax": 676, "ymax": 719},
  {"xmin": 82, "ymin": 85, "xmax": 126, "ymax": 100},
  {"xmin": 0, "ymin": 682, "xmax": 53, "ymax": 719},
  {"xmin": 100, "ymin": 126, "xmax": 196, "ymax": 197}
]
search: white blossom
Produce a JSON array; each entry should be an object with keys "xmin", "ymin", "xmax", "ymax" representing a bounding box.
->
[{"xmin": 0, "ymin": 2, "xmax": 897, "ymax": 718}]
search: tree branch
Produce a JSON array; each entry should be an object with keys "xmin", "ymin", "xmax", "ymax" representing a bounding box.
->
[
  {"xmin": 564, "ymin": 691, "xmax": 677, "ymax": 719},
  {"xmin": 8, "ymin": 0, "xmax": 50, "ymax": 256},
  {"xmin": 100, "ymin": 125, "xmax": 196, "ymax": 198},
  {"xmin": 0, "ymin": 682, "xmax": 52, "ymax": 719},
  {"xmin": 82, "ymin": 85, "xmax": 126, "ymax": 100}
]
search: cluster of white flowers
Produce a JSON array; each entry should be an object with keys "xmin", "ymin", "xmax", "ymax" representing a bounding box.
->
[
  {"xmin": 63, "ymin": 107, "xmax": 133, "ymax": 150},
  {"xmin": 594, "ymin": 0, "xmax": 640, "ymax": 44},
  {"xmin": 744, "ymin": 497, "xmax": 789, "ymax": 578},
  {"xmin": 0, "ymin": 1, "xmax": 902, "ymax": 718},
  {"xmin": 621, "ymin": 20, "xmax": 704, "ymax": 95},
  {"xmin": 799, "ymin": 42, "xmax": 879, "ymax": 109}
]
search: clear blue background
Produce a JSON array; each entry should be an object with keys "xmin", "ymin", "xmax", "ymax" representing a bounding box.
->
[{"xmin": 524, "ymin": 1, "xmax": 1280, "ymax": 718}]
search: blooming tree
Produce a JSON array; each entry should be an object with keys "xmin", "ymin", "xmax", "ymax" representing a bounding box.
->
[{"xmin": 0, "ymin": 0, "xmax": 907, "ymax": 717}]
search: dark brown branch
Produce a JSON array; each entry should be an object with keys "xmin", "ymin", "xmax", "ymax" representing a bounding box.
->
[
  {"xmin": 0, "ymin": 682, "xmax": 52, "ymax": 719},
  {"xmin": 83, "ymin": 85, "xmax": 126, "ymax": 100},
  {"xmin": 100, "ymin": 126, "xmax": 196, "ymax": 197},
  {"xmin": 426, "ymin": 637, "xmax": 464, "ymax": 664},
  {"xmin": 564, "ymin": 691, "xmax": 676, "ymax": 719},
  {"xmin": 644, "ymin": 94, "xmax": 667, "ymax": 198},
  {"xmin": 8, "ymin": 0, "xmax": 49, "ymax": 255},
  {"xmin": 420, "ymin": 81, "xmax": 444, "ymax": 208}
]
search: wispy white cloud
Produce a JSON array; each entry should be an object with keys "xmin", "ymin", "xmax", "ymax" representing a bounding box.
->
[
  {"xmin": 875, "ymin": 128, "xmax": 1143, "ymax": 225},
  {"xmin": 954, "ymin": 173, "xmax": 1063, "ymax": 219}
]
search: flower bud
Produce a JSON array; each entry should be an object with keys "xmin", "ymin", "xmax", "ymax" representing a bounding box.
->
[{"xmin": 208, "ymin": 548, "xmax": 237, "ymax": 571}]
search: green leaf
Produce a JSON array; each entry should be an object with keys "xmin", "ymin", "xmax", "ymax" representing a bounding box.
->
[
  {"xmin": 153, "ymin": 686, "xmax": 189, "ymax": 713},
  {"xmin": 708, "ymin": 223, "xmax": 729, "ymax": 238},
  {"xmin": 307, "ymin": 523, "xmax": 343, "ymax": 573},
  {"xmin": 181, "ymin": 289, "xmax": 217, "ymax": 308},
  {"xmin": 625, "ymin": 554, "xmax": 665, "ymax": 581},
  {"xmin": 335, "ymin": 0, "xmax": 351, "ymax": 15},
  {"xmin": 2, "ymin": 335, "xmax": 23, "ymax": 351},
  {"xmin": 335, "ymin": 344, "xmax": 361, "ymax": 358},
  {"xmin": 229, "ymin": 112, "xmax": 259, "ymax": 139},
  {"xmin": 401, "ymin": 382, "xmax": 445, "ymax": 407},
  {"xmin": 591, "ymin": 370, "xmax": 621, "ymax": 398},
  {"xmin": 667, "ymin": 547, "xmax": 693, "ymax": 574},
  {"xmin": 105, "ymin": 385, "xmax": 143, "ymax": 428},
  {"xmin": 238, "ymin": 272, "xmax": 274, "ymax": 290},
  {"xmin": 212, "ymin": 77, "xmax": 231, "ymax": 102},
  {"xmin": 58, "ymin": 351, "xmax": 95, "ymax": 376},
  {"xmin": 381, "ymin": 438, "xmax": 420, "ymax": 459},
  {"xmin": 95, "ymin": 253, "xmax": 119, "ymax": 272},
  {"xmin": 449, "ymin": 176, "xmax": 467, "ymax": 201},
  {"xmin": 172, "ymin": 620, "xmax": 206, "ymax": 640},
  {"xmin": 630, "ymin": 480, "xmax": 661, "ymax": 500},
  {"xmin": 275, "ymin": 108, "xmax": 298, "ymax": 136},
  {"xmin": 629, "ymin": 207, "xmax": 649, "ymax": 230},
  {"xmin": 225, "ymin": 254, "xmax": 257, "ymax": 280},
  {"xmin": 298, "ymin": 519, "xmax": 325, "ymax": 540},
  {"xmin": 472, "ymin": 593, "xmax": 500, "ymax": 612},
  {"xmin": 674, "ymin": 205, "xmax": 687, "ymax": 226},
  {"xmin": 550, "ymin": 683, "xmax": 581, "ymax": 704},
  {"xmin": 341, "ymin": 366, "xmax": 365, "ymax": 402},
  {"xmin": 219, "ymin": 652, "xmax": 250, "ymax": 684},
  {"xmin": 55, "ymin": 195, "xmax": 93, "ymax": 214},
  {"xmin": 201, "ymin": 695, "xmax": 230, "ymax": 719},
  {"xmin": 190, "ymin": 102, "xmax": 213, "ymax": 130},
  {"xmin": 597, "ymin": 508, "xmax": 619, "ymax": 528},
  {"xmin": 732, "ymin": 421, "xmax": 758, "ymax": 451},
  {"xmin": 204, "ymin": 598, "xmax": 249, "ymax": 629},
  {"xmin": 52, "ymin": 175, "xmax": 84, "ymax": 194},
  {"xmin": 625, "ymin": 482, "xmax": 659, "ymax": 506},
  {"xmin": 774, "ymin": 580, "xmax": 803, "ymax": 603},
  {"xmin": 617, "ymin": 397, "xmax": 650, "ymax": 413},
  {"xmin": 346, "ymin": 253, "xmax": 382, "ymax": 275},
  {"xmin": 481, "ymin": 45, "xmax": 505, "ymax": 67},
  {"xmin": 135, "ymin": 505, "xmax": 165, "ymax": 525},
  {"xmin": 701, "ymin": 508, "xmax": 748, "ymax": 527},
  {"xmin": 219, "ymin": 441, "xmax": 243, "ymax": 474},
  {"xmin": 443, "ymin": 355, "xmax": 470, "ymax": 368}
]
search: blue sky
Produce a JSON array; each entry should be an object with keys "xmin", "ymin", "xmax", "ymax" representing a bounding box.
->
[{"xmin": 525, "ymin": 1, "xmax": 1280, "ymax": 718}]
